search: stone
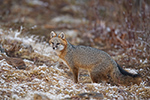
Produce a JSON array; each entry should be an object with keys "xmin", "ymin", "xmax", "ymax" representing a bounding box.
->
[
  {"xmin": 33, "ymin": 93, "xmax": 50, "ymax": 100},
  {"xmin": 78, "ymin": 92, "xmax": 104, "ymax": 99}
]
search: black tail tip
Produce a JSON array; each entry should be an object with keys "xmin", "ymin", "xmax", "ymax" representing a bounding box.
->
[{"xmin": 133, "ymin": 73, "xmax": 141, "ymax": 78}]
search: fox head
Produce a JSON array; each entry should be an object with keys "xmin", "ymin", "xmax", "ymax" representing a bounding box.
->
[{"xmin": 49, "ymin": 31, "xmax": 67, "ymax": 55}]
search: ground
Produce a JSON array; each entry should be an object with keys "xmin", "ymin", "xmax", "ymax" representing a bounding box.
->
[{"xmin": 0, "ymin": 0, "xmax": 150, "ymax": 99}]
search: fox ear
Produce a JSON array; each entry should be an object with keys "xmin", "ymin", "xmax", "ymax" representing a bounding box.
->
[
  {"xmin": 50, "ymin": 31, "xmax": 57, "ymax": 39},
  {"xmin": 58, "ymin": 32, "xmax": 65, "ymax": 39}
]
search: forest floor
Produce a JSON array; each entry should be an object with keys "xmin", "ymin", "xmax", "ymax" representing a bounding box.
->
[{"xmin": 0, "ymin": 0, "xmax": 150, "ymax": 99}]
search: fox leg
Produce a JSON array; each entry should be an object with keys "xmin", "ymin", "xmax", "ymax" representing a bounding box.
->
[
  {"xmin": 90, "ymin": 64, "xmax": 110, "ymax": 83},
  {"xmin": 90, "ymin": 71, "xmax": 108, "ymax": 83},
  {"xmin": 90, "ymin": 72, "xmax": 99, "ymax": 83},
  {"xmin": 72, "ymin": 67, "xmax": 79, "ymax": 83}
]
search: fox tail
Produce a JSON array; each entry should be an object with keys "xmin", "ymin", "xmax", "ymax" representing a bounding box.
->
[{"xmin": 111, "ymin": 63, "xmax": 142, "ymax": 85}]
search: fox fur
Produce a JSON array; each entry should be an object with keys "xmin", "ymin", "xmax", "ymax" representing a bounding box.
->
[{"xmin": 49, "ymin": 31, "xmax": 142, "ymax": 86}]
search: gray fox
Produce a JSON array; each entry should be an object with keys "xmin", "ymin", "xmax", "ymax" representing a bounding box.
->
[{"xmin": 49, "ymin": 31, "xmax": 142, "ymax": 86}]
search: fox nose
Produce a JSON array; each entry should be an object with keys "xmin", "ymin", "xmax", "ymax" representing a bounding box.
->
[{"xmin": 53, "ymin": 47, "xmax": 55, "ymax": 50}]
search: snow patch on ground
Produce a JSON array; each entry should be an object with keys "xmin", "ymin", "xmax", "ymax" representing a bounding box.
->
[
  {"xmin": 0, "ymin": 28, "xmax": 149, "ymax": 99},
  {"xmin": 125, "ymin": 68, "xmax": 139, "ymax": 74}
]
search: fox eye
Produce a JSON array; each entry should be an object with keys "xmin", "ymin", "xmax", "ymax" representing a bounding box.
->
[
  {"xmin": 51, "ymin": 42, "xmax": 54, "ymax": 45},
  {"xmin": 57, "ymin": 43, "xmax": 60, "ymax": 45}
]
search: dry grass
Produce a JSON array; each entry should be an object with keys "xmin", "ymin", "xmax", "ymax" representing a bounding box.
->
[
  {"xmin": 0, "ymin": 0, "xmax": 150, "ymax": 99},
  {"xmin": 0, "ymin": 29, "xmax": 150, "ymax": 100}
]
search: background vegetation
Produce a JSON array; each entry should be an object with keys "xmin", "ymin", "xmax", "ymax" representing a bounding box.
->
[{"xmin": 0, "ymin": 0, "xmax": 150, "ymax": 99}]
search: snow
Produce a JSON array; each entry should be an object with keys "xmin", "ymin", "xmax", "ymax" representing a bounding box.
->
[
  {"xmin": 125, "ymin": 68, "xmax": 138, "ymax": 74},
  {"xmin": 142, "ymin": 58, "xmax": 148, "ymax": 64},
  {"xmin": 23, "ymin": 59, "xmax": 34, "ymax": 64},
  {"xmin": 0, "ymin": 28, "xmax": 149, "ymax": 99},
  {"xmin": 0, "ymin": 59, "xmax": 11, "ymax": 67},
  {"xmin": 15, "ymin": 26, "xmax": 23, "ymax": 38},
  {"xmin": 26, "ymin": 0, "xmax": 48, "ymax": 7},
  {"xmin": 106, "ymin": 27, "xmax": 111, "ymax": 32}
]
